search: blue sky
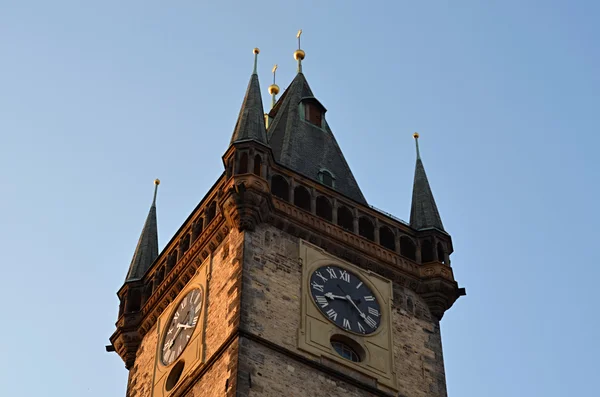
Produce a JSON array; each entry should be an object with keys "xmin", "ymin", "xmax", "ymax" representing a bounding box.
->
[{"xmin": 1, "ymin": 1, "xmax": 598, "ymax": 396}]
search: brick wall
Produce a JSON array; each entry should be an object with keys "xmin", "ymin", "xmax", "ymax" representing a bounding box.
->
[{"xmin": 127, "ymin": 227, "xmax": 245, "ymax": 396}]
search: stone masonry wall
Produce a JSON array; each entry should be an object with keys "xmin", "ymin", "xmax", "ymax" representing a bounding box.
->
[
  {"xmin": 239, "ymin": 223, "xmax": 448, "ymax": 397},
  {"xmin": 236, "ymin": 337, "xmax": 375, "ymax": 397},
  {"xmin": 126, "ymin": 226, "xmax": 245, "ymax": 396}
]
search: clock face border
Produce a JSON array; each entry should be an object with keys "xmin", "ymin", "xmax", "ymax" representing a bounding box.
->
[
  {"xmin": 160, "ymin": 286, "xmax": 204, "ymax": 366},
  {"xmin": 298, "ymin": 240, "xmax": 397, "ymax": 391},
  {"xmin": 308, "ymin": 265, "xmax": 382, "ymax": 336}
]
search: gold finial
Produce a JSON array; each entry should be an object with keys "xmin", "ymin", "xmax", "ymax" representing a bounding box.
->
[
  {"xmin": 152, "ymin": 179, "xmax": 160, "ymax": 206},
  {"xmin": 268, "ymin": 64, "xmax": 280, "ymax": 108},
  {"xmin": 294, "ymin": 29, "xmax": 305, "ymax": 72},
  {"xmin": 253, "ymin": 47, "xmax": 260, "ymax": 75},
  {"xmin": 413, "ymin": 133, "xmax": 421, "ymax": 159}
]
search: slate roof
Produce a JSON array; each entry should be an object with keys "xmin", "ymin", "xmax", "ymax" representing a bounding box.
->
[
  {"xmin": 410, "ymin": 149, "xmax": 445, "ymax": 231},
  {"xmin": 230, "ymin": 72, "xmax": 268, "ymax": 145},
  {"xmin": 125, "ymin": 186, "xmax": 159, "ymax": 282},
  {"xmin": 267, "ymin": 73, "xmax": 367, "ymax": 204}
]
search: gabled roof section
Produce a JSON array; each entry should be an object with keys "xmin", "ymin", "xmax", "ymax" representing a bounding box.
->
[
  {"xmin": 229, "ymin": 72, "xmax": 268, "ymax": 145},
  {"xmin": 125, "ymin": 181, "xmax": 160, "ymax": 282},
  {"xmin": 410, "ymin": 135, "xmax": 445, "ymax": 231},
  {"xmin": 267, "ymin": 73, "xmax": 367, "ymax": 204}
]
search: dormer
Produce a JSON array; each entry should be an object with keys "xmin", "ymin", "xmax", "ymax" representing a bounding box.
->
[{"xmin": 299, "ymin": 96, "xmax": 327, "ymax": 128}]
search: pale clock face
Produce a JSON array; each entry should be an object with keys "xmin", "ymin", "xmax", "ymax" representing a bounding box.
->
[
  {"xmin": 309, "ymin": 265, "xmax": 381, "ymax": 335},
  {"xmin": 161, "ymin": 288, "xmax": 203, "ymax": 366}
]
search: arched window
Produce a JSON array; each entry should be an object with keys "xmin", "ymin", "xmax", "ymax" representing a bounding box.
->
[
  {"xmin": 400, "ymin": 236, "xmax": 416, "ymax": 261},
  {"xmin": 180, "ymin": 234, "xmax": 190, "ymax": 256},
  {"xmin": 156, "ymin": 265, "xmax": 165, "ymax": 284},
  {"xmin": 226, "ymin": 158, "xmax": 233, "ymax": 178},
  {"xmin": 192, "ymin": 219, "xmax": 203, "ymax": 242},
  {"xmin": 337, "ymin": 206, "xmax": 354, "ymax": 231},
  {"xmin": 318, "ymin": 170, "xmax": 335, "ymax": 188},
  {"xmin": 294, "ymin": 186, "xmax": 311, "ymax": 211},
  {"xmin": 379, "ymin": 226, "xmax": 395, "ymax": 251},
  {"xmin": 206, "ymin": 201, "xmax": 217, "ymax": 224},
  {"xmin": 271, "ymin": 175, "xmax": 289, "ymax": 201},
  {"xmin": 437, "ymin": 242, "xmax": 446, "ymax": 264},
  {"xmin": 167, "ymin": 251, "xmax": 177, "ymax": 271},
  {"xmin": 127, "ymin": 289, "xmax": 142, "ymax": 313},
  {"xmin": 316, "ymin": 196, "xmax": 333, "ymax": 221},
  {"xmin": 422, "ymin": 239, "xmax": 434, "ymax": 263},
  {"xmin": 358, "ymin": 217, "xmax": 374, "ymax": 241},
  {"xmin": 238, "ymin": 152, "xmax": 248, "ymax": 174},
  {"xmin": 143, "ymin": 282, "xmax": 152, "ymax": 303},
  {"xmin": 253, "ymin": 154, "xmax": 262, "ymax": 176}
]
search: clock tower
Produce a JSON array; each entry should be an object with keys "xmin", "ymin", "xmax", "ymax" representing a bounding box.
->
[{"xmin": 107, "ymin": 39, "xmax": 465, "ymax": 397}]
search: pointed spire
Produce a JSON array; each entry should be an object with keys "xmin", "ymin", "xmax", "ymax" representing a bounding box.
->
[
  {"xmin": 125, "ymin": 179, "xmax": 160, "ymax": 282},
  {"xmin": 410, "ymin": 134, "xmax": 445, "ymax": 231},
  {"xmin": 267, "ymin": 72, "xmax": 367, "ymax": 204},
  {"xmin": 230, "ymin": 48, "xmax": 268, "ymax": 145},
  {"xmin": 294, "ymin": 29, "xmax": 305, "ymax": 73}
]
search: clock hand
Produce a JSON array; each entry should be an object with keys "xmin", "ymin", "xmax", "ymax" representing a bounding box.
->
[
  {"xmin": 187, "ymin": 305, "xmax": 195, "ymax": 326},
  {"xmin": 345, "ymin": 295, "xmax": 367, "ymax": 319},
  {"xmin": 168, "ymin": 326, "xmax": 185, "ymax": 348},
  {"xmin": 176, "ymin": 323, "xmax": 193, "ymax": 329},
  {"xmin": 324, "ymin": 292, "xmax": 347, "ymax": 300}
]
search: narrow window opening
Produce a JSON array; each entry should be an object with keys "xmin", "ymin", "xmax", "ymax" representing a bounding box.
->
[
  {"xmin": 192, "ymin": 219, "xmax": 203, "ymax": 242},
  {"xmin": 271, "ymin": 175, "xmax": 289, "ymax": 201},
  {"xmin": 379, "ymin": 226, "xmax": 395, "ymax": 251},
  {"xmin": 316, "ymin": 196, "xmax": 333, "ymax": 221},
  {"xmin": 422, "ymin": 239, "xmax": 434, "ymax": 263},
  {"xmin": 180, "ymin": 234, "xmax": 190, "ymax": 256},
  {"xmin": 294, "ymin": 186, "xmax": 311, "ymax": 211},
  {"xmin": 437, "ymin": 242, "xmax": 446, "ymax": 264},
  {"xmin": 238, "ymin": 152, "xmax": 248, "ymax": 174},
  {"xmin": 400, "ymin": 236, "xmax": 416, "ymax": 261},
  {"xmin": 253, "ymin": 154, "xmax": 262, "ymax": 176},
  {"xmin": 358, "ymin": 217, "xmax": 375, "ymax": 241},
  {"xmin": 337, "ymin": 206, "xmax": 354, "ymax": 231},
  {"xmin": 206, "ymin": 201, "xmax": 217, "ymax": 224},
  {"xmin": 167, "ymin": 251, "xmax": 177, "ymax": 271},
  {"xmin": 127, "ymin": 289, "xmax": 142, "ymax": 313}
]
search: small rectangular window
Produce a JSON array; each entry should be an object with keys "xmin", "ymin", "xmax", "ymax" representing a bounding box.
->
[{"xmin": 305, "ymin": 103, "xmax": 322, "ymax": 127}]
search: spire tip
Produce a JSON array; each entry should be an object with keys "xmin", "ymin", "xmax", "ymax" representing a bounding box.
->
[
  {"xmin": 294, "ymin": 29, "xmax": 305, "ymax": 73},
  {"xmin": 413, "ymin": 133, "xmax": 421, "ymax": 160},
  {"xmin": 252, "ymin": 48, "xmax": 260, "ymax": 75}
]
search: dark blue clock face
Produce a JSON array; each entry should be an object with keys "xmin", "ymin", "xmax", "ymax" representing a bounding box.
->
[{"xmin": 309, "ymin": 265, "xmax": 381, "ymax": 334}]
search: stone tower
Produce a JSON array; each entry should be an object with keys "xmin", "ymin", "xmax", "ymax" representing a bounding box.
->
[{"xmin": 107, "ymin": 43, "xmax": 465, "ymax": 397}]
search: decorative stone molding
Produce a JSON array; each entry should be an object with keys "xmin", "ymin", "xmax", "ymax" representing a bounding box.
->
[{"xmin": 220, "ymin": 174, "xmax": 273, "ymax": 232}]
